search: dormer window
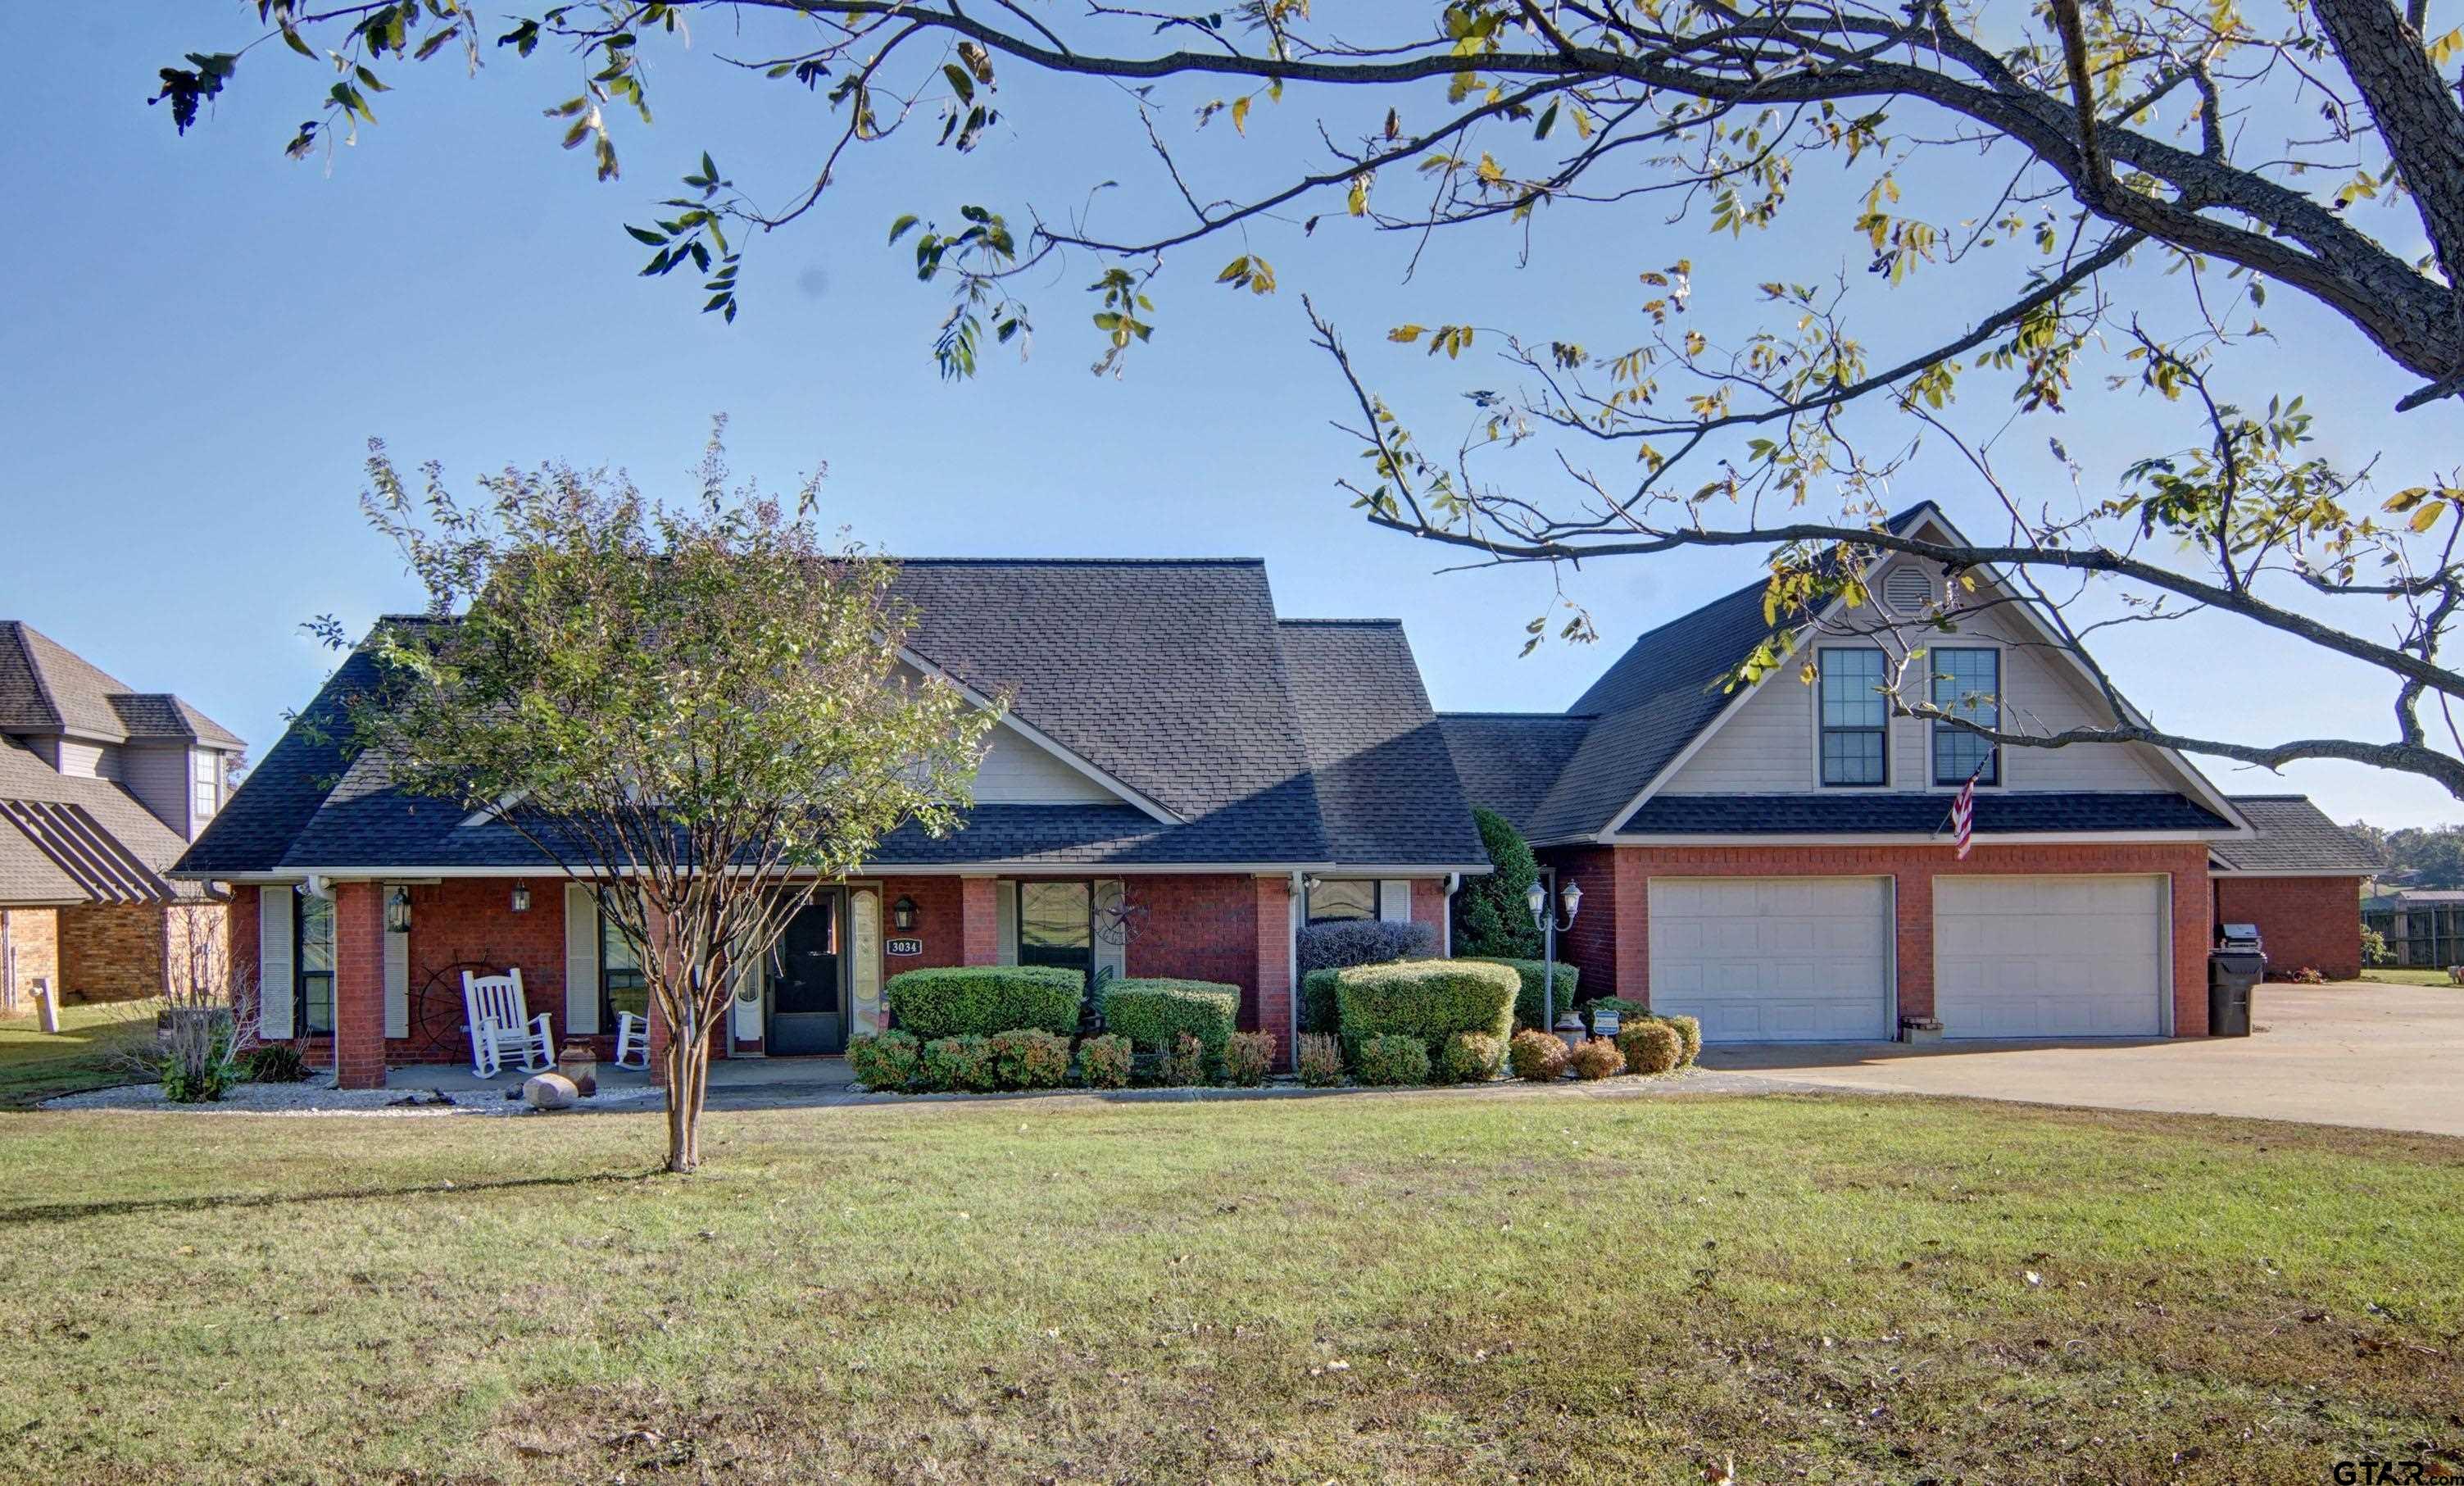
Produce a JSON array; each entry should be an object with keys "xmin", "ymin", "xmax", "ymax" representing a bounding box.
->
[{"xmin": 1818, "ymin": 648, "xmax": 1889, "ymax": 787}]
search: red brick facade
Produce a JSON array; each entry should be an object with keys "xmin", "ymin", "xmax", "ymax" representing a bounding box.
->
[
  {"xmin": 2214, "ymin": 875, "xmax": 2364, "ymax": 980},
  {"xmin": 1252, "ymin": 875, "xmax": 1294, "ymax": 1069},
  {"xmin": 960, "ymin": 877, "xmax": 1001, "ymax": 966},
  {"xmin": 1128, "ymin": 875, "xmax": 1260, "ymax": 1015},
  {"xmin": 332, "ymin": 882, "xmax": 388, "ymax": 1089},
  {"xmin": 2, "ymin": 907, "xmax": 60, "ymax": 1015},
  {"xmin": 1541, "ymin": 841, "xmax": 2217, "ymax": 1037}
]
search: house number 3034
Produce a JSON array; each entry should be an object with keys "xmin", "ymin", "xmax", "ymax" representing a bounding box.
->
[{"xmin": 885, "ymin": 938, "xmax": 923, "ymax": 957}]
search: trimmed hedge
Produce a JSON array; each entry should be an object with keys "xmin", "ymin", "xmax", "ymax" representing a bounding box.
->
[
  {"xmin": 847, "ymin": 1030, "xmax": 922, "ymax": 1090},
  {"xmin": 919, "ymin": 1034, "xmax": 996, "ymax": 1092},
  {"xmin": 1077, "ymin": 1034, "xmax": 1132, "ymax": 1089},
  {"xmin": 1327, "ymin": 958, "xmax": 1518, "ymax": 1061},
  {"xmin": 1462, "ymin": 957, "xmax": 1582, "ymax": 1032},
  {"xmin": 1436, "ymin": 1030, "xmax": 1504, "ymax": 1085},
  {"xmin": 1618, "ymin": 1020, "xmax": 1682, "ymax": 1075},
  {"xmin": 1353, "ymin": 1034, "xmax": 1431, "ymax": 1086},
  {"xmin": 1099, "ymin": 979, "xmax": 1241, "ymax": 1064},
  {"xmin": 886, "ymin": 966, "xmax": 1083, "ymax": 1040},
  {"xmin": 1296, "ymin": 918, "xmax": 1437, "ymax": 975},
  {"xmin": 987, "ymin": 1028, "xmax": 1072, "ymax": 1089},
  {"xmin": 1663, "ymin": 1014, "xmax": 1703, "ymax": 1066},
  {"xmin": 1509, "ymin": 1028, "xmax": 1568, "ymax": 1081},
  {"xmin": 1570, "ymin": 1038, "xmax": 1626, "ymax": 1080}
]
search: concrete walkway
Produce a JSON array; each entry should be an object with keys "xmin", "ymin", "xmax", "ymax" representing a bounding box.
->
[{"xmin": 1700, "ymin": 980, "xmax": 2464, "ymax": 1138}]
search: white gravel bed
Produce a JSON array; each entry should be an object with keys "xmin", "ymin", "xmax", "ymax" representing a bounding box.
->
[{"xmin": 43, "ymin": 1076, "xmax": 667, "ymax": 1117}]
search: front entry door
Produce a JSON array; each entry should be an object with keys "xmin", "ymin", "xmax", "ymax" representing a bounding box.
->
[{"xmin": 769, "ymin": 895, "xmax": 845, "ymax": 1054}]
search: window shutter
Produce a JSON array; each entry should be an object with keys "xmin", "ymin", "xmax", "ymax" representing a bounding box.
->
[
  {"xmin": 564, "ymin": 884, "xmax": 601, "ymax": 1035},
  {"xmin": 1092, "ymin": 879, "xmax": 1127, "ymax": 985},
  {"xmin": 1379, "ymin": 879, "xmax": 1413, "ymax": 923},
  {"xmin": 849, "ymin": 888, "xmax": 883, "ymax": 1037},
  {"xmin": 257, "ymin": 886, "xmax": 295, "ymax": 1040},
  {"xmin": 382, "ymin": 885, "xmax": 409, "ymax": 1038},
  {"xmin": 995, "ymin": 881, "xmax": 1019, "ymax": 966}
]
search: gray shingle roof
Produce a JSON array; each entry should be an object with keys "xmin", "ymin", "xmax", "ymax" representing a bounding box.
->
[
  {"xmin": 178, "ymin": 561, "xmax": 1486, "ymax": 875},
  {"xmin": 2211, "ymin": 796, "xmax": 2381, "ymax": 873},
  {"xmin": 1435, "ymin": 714, "xmax": 1596, "ymax": 835},
  {"xmin": 1277, "ymin": 621, "xmax": 1487, "ymax": 866},
  {"xmin": 1621, "ymin": 791, "xmax": 2235, "ymax": 835},
  {"xmin": 0, "ymin": 735, "xmax": 208, "ymax": 904},
  {"xmin": 0, "ymin": 621, "xmax": 242, "ymax": 748}
]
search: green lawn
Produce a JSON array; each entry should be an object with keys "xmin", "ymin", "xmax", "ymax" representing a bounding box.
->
[
  {"xmin": 2361, "ymin": 966, "xmax": 2458, "ymax": 987},
  {"xmin": 1, "ymin": 1092, "xmax": 2457, "ymax": 1484},
  {"xmin": 0, "ymin": 998, "xmax": 158, "ymax": 1107}
]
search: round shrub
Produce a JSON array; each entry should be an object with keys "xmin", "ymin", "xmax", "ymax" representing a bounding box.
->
[
  {"xmin": 1223, "ymin": 1029, "xmax": 1276, "ymax": 1087},
  {"xmin": 987, "ymin": 1028, "xmax": 1072, "ymax": 1090},
  {"xmin": 1617, "ymin": 1020, "xmax": 1683, "ymax": 1075},
  {"xmin": 1329, "ymin": 959, "xmax": 1518, "ymax": 1064},
  {"xmin": 1509, "ymin": 1028, "xmax": 1568, "ymax": 1082},
  {"xmin": 1100, "ymin": 979, "xmax": 1241, "ymax": 1066},
  {"xmin": 1296, "ymin": 1032, "xmax": 1345, "ymax": 1088},
  {"xmin": 1662, "ymin": 1014, "xmax": 1703, "ymax": 1066},
  {"xmin": 1462, "ymin": 957, "xmax": 1582, "ymax": 1033},
  {"xmin": 1352, "ymin": 1034, "xmax": 1431, "ymax": 1087},
  {"xmin": 847, "ymin": 1030, "xmax": 922, "ymax": 1091},
  {"xmin": 919, "ymin": 1034, "xmax": 996, "ymax": 1093},
  {"xmin": 1159, "ymin": 1030, "xmax": 1208, "ymax": 1088},
  {"xmin": 1296, "ymin": 918, "xmax": 1439, "ymax": 975},
  {"xmin": 1076, "ymin": 1033, "xmax": 1132, "ymax": 1089},
  {"xmin": 887, "ymin": 966, "xmax": 1083, "ymax": 1040},
  {"xmin": 246, "ymin": 1044, "xmax": 308, "ymax": 1084},
  {"xmin": 1570, "ymin": 1038, "xmax": 1626, "ymax": 1080},
  {"xmin": 1437, "ymin": 1030, "xmax": 1504, "ymax": 1084}
]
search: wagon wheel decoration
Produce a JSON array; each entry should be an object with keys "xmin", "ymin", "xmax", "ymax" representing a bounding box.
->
[{"xmin": 408, "ymin": 959, "xmax": 501, "ymax": 1063}]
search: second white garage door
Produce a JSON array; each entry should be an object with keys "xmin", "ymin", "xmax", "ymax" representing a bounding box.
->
[
  {"xmin": 1647, "ymin": 877, "xmax": 1893, "ymax": 1042},
  {"xmin": 1934, "ymin": 875, "xmax": 2167, "ymax": 1038}
]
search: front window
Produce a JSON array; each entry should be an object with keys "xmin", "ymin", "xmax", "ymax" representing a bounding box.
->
[
  {"xmin": 1818, "ymin": 648, "xmax": 1889, "ymax": 787},
  {"xmin": 601, "ymin": 900, "xmax": 649, "ymax": 1026},
  {"xmin": 1931, "ymin": 648, "xmax": 2001, "ymax": 785},
  {"xmin": 191, "ymin": 750, "xmax": 220, "ymax": 822},
  {"xmin": 296, "ymin": 889, "xmax": 334, "ymax": 1035},
  {"xmin": 1306, "ymin": 879, "xmax": 1381, "ymax": 924},
  {"xmin": 1019, "ymin": 881, "xmax": 1093, "ymax": 979}
]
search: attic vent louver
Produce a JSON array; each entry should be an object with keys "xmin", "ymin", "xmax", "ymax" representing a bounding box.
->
[{"xmin": 1883, "ymin": 566, "xmax": 1935, "ymax": 614}]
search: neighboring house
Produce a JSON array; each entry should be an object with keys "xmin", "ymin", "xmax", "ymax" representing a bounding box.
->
[
  {"xmin": 1443, "ymin": 501, "xmax": 2322, "ymax": 1043},
  {"xmin": 2362, "ymin": 888, "xmax": 2464, "ymax": 970},
  {"xmin": 0, "ymin": 622, "xmax": 241, "ymax": 1011},
  {"xmin": 2209, "ymin": 797, "xmax": 2380, "ymax": 979},
  {"xmin": 171, "ymin": 560, "xmax": 1488, "ymax": 1086}
]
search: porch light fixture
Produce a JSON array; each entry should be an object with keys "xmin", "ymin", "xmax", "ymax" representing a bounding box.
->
[
  {"xmin": 510, "ymin": 884, "xmax": 532, "ymax": 913},
  {"xmin": 891, "ymin": 895, "xmax": 919, "ymax": 931},
  {"xmin": 384, "ymin": 887, "xmax": 412, "ymax": 934},
  {"xmin": 1527, "ymin": 875, "xmax": 1583, "ymax": 1034}
]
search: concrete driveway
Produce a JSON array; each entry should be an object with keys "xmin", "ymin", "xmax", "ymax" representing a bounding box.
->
[{"xmin": 1699, "ymin": 981, "xmax": 2463, "ymax": 1137}]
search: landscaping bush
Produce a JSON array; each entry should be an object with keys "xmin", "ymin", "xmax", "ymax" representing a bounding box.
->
[
  {"xmin": 1159, "ymin": 1030, "xmax": 1208, "ymax": 1088},
  {"xmin": 1352, "ymin": 1034, "xmax": 1431, "ymax": 1086},
  {"xmin": 919, "ymin": 1034, "xmax": 996, "ymax": 1093},
  {"xmin": 1076, "ymin": 1033, "xmax": 1132, "ymax": 1089},
  {"xmin": 1570, "ymin": 1038, "xmax": 1626, "ymax": 1080},
  {"xmin": 1300, "ymin": 968, "xmax": 1341, "ymax": 1035},
  {"xmin": 886, "ymin": 966, "xmax": 1083, "ymax": 1040},
  {"xmin": 1296, "ymin": 918, "xmax": 1437, "ymax": 975},
  {"xmin": 1223, "ymin": 1030, "xmax": 1276, "ymax": 1087},
  {"xmin": 1453, "ymin": 807, "xmax": 1542, "ymax": 958},
  {"xmin": 245, "ymin": 1044, "xmax": 307, "ymax": 1084},
  {"xmin": 1328, "ymin": 959, "xmax": 1518, "ymax": 1062},
  {"xmin": 1663, "ymin": 1014, "xmax": 1702, "ymax": 1066},
  {"xmin": 1099, "ymin": 979, "xmax": 1241, "ymax": 1066},
  {"xmin": 987, "ymin": 1028, "xmax": 1072, "ymax": 1090},
  {"xmin": 1509, "ymin": 1028, "xmax": 1569, "ymax": 1081},
  {"xmin": 1617, "ymin": 1020, "xmax": 1683, "ymax": 1075},
  {"xmin": 1463, "ymin": 957, "xmax": 1582, "ymax": 1033},
  {"xmin": 846, "ymin": 1030, "xmax": 922, "ymax": 1091},
  {"xmin": 1436, "ymin": 1030, "xmax": 1504, "ymax": 1084},
  {"xmin": 1296, "ymin": 1033, "xmax": 1345, "ymax": 1088}
]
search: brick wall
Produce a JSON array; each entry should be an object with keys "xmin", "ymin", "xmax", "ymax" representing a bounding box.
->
[
  {"xmin": 388, "ymin": 879, "xmax": 573, "ymax": 1064},
  {"xmin": 1, "ymin": 908, "xmax": 59, "ymax": 1016},
  {"xmin": 57, "ymin": 902, "xmax": 167, "ymax": 1002},
  {"xmin": 960, "ymin": 877, "xmax": 1000, "ymax": 966},
  {"xmin": 2216, "ymin": 875, "xmax": 2363, "ymax": 980},
  {"xmin": 1409, "ymin": 878, "xmax": 1450, "ymax": 949},
  {"xmin": 332, "ymin": 882, "xmax": 387, "ymax": 1088},
  {"xmin": 1127, "ymin": 875, "xmax": 1261, "ymax": 1023},
  {"xmin": 1253, "ymin": 875, "xmax": 1294, "ymax": 1067},
  {"xmin": 1550, "ymin": 840, "xmax": 2215, "ymax": 1037},
  {"xmin": 877, "ymin": 876, "xmax": 965, "ymax": 973}
]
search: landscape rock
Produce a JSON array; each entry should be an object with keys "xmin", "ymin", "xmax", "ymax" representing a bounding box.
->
[{"xmin": 524, "ymin": 1072, "xmax": 579, "ymax": 1111}]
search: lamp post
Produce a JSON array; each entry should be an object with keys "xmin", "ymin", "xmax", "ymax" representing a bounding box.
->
[{"xmin": 1526, "ymin": 875, "xmax": 1584, "ymax": 1040}]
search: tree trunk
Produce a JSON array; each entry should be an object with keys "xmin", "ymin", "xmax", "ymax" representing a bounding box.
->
[
  {"xmin": 661, "ymin": 1007, "xmax": 709, "ymax": 1173},
  {"xmin": 2312, "ymin": 0, "xmax": 2464, "ymax": 294}
]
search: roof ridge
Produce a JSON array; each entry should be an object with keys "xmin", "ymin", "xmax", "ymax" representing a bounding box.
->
[
  {"xmin": 1, "ymin": 620, "xmax": 66, "ymax": 730},
  {"xmin": 892, "ymin": 556, "xmax": 1264, "ymax": 567},
  {"xmin": 1438, "ymin": 711, "xmax": 1598, "ymax": 720},
  {"xmin": 1278, "ymin": 617, "xmax": 1402, "ymax": 628}
]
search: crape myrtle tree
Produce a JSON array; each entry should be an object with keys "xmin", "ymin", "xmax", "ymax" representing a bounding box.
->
[
  {"xmin": 328, "ymin": 428, "xmax": 996, "ymax": 1171},
  {"xmin": 170, "ymin": 0, "xmax": 2464, "ymax": 794}
]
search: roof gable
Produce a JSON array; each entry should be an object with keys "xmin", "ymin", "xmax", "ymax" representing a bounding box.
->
[{"xmin": 0, "ymin": 621, "xmax": 242, "ymax": 748}]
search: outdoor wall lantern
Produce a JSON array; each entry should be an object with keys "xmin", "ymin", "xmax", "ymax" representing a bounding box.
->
[
  {"xmin": 385, "ymin": 887, "xmax": 412, "ymax": 934},
  {"xmin": 510, "ymin": 884, "xmax": 532, "ymax": 914},
  {"xmin": 891, "ymin": 895, "xmax": 919, "ymax": 931}
]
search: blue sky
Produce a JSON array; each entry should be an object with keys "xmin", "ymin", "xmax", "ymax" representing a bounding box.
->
[{"xmin": 3, "ymin": 7, "xmax": 2455, "ymax": 829}]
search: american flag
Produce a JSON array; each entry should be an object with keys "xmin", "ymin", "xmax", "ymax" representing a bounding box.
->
[{"xmin": 1951, "ymin": 770, "xmax": 1977, "ymax": 860}]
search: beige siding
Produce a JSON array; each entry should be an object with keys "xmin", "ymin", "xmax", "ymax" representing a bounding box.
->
[
  {"xmin": 120, "ymin": 743, "xmax": 193, "ymax": 838},
  {"xmin": 1660, "ymin": 667, "xmax": 1816, "ymax": 793},
  {"xmin": 972, "ymin": 723, "xmax": 1120, "ymax": 805}
]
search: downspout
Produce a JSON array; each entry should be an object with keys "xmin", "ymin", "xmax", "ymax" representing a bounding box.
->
[
  {"xmin": 1444, "ymin": 873, "xmax": 1459, "ymax": 957},
  {"xmin": 1287, "ymin": 870, "xmax": 1304, "ymax": 1059}
]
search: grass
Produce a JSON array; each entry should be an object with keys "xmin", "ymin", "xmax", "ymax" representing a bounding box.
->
[
  {"xmin": 0, "ymin": 1091, "xmax": 2458, "ymax": 1484},
  {"xmin": 2360, "ymin": 966, "xmax": 2457, "ymax": 987},
  {"xmin": 0, "ymin": 998, "xmax": 158, "ymax": 1107}
]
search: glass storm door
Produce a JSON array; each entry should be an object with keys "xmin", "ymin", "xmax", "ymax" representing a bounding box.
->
[{"xmin": 768, "ymin": 894, "xmax": 845, "ymax": 1054}]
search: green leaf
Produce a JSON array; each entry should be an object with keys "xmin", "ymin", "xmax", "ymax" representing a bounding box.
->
[
  {"xmin": 887, "ymin": 214, "xmax": 919, "ymax": 244},
  {"xmin": 626, "ymin": 224, "xmax": 668, "ymax": 246}
]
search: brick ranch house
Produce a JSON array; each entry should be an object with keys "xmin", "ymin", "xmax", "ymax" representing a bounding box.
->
[
  {"xmin": 1, "ymin": 622, "xmax": 240, "ymax": 1011},
  {"xmin": 171, "ymin": 560, "xmax": 1490, "ymax": 1087},
  {"xmin": 1441, "ymin": 502, "xmax": 2378, "ymax": 1042}
]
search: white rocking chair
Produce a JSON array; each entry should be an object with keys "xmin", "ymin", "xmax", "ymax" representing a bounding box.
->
[
  {"xmin": 461, "ymin": 968, "xmax": 556, "ymax": 1079},
  {"xmin": 612, "ymin": 1011, "xmax": 651, "ymax": 1070}
]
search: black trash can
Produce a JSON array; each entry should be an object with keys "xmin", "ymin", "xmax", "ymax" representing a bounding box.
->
[{"xmin": 2208, "ymin": 946, "xmax": 2264, "ymax": 1037}]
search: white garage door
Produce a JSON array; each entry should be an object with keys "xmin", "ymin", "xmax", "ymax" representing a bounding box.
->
[
  {"xmin": 1934, "ymin": 875, "xmax": 2167, "ymax": 1038},
  {"xmin": 1648, "ymin": 877, "xmax": 1893, "ymax": 1042}
]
